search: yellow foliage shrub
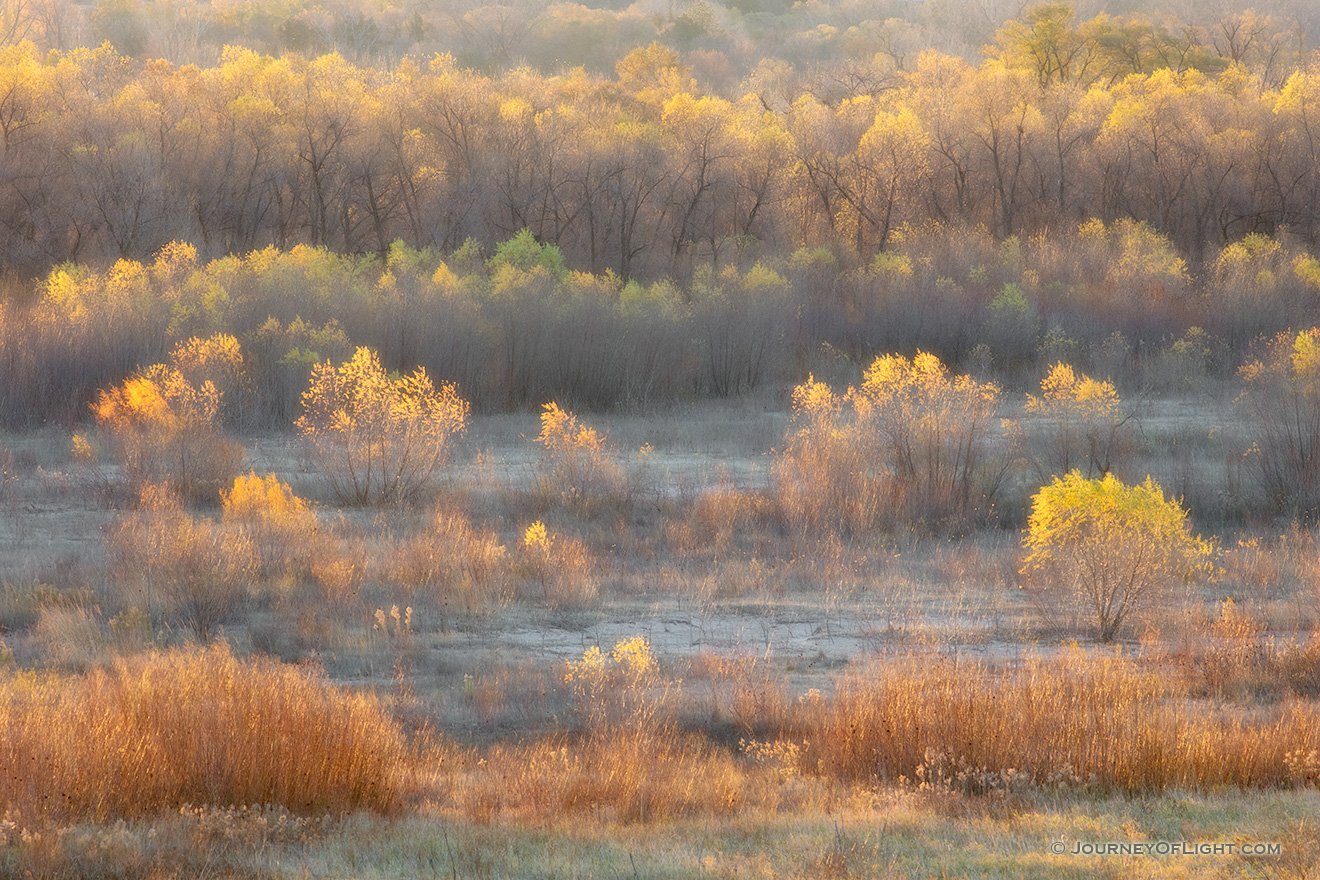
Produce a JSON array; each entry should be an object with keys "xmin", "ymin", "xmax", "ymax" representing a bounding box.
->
[
  {"xmin": 514, "ymin": 519, "xmax": 596, "ymax": 606},
  {"xmin": 1022, "ymin": 362, "xmax": 1130, "ymax": 480},
  {"xmin": 297, "ymin": 347, "xmax": 469, "ymax": 505},
  {"xmin": 1238, "ymin": 328, "xmax": 1320, "ymax": 518},
  {"xmin": 777, "ymin": 353, "xmax": 1004, "ymax": 535},
  {"xmin": 1020, "ymin": 471, "xmax": 1214, "ymax": 642},
  {"xmin": 93, "ymin": 336, "xmax": 246, "ymax": 504},
  {"xmin": 534, "ymin": 402, "xmax": 630, "ymax": 514},
  {"xmin": 221, "ymin": 471, "xmax": 317, "ymax": 581}
]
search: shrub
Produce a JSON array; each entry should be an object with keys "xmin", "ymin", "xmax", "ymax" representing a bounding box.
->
[
  {"xmin": 1238, "ymin": 328, "xmax": 1320, "ymax": 519},
  {"xmin": 384, "ymin": 509, "xmax": 508, "ymax": 614},
  {"xmin": 106, "ymin": 484, "xmax": 258, "ymax": 641},
  {"xmin": 564, "ymin": 636, "xmax": 659, "ymax": 733},
  {"xmin": 221, "ymin": 471, "xmax": 318, "ymax": 581},
  {"xmin": 514, "ymin": 520, "xmax": 596, "ymax": 605},
  {"xmin": 534, "ymin": 402, "xmax": 631, "ymax": 514},
  {"xmin": 92, "ymin": 337, "xmax": 246, "ymax": 504},
  {"xmin": 297, "ymin": 347, "xmax": 469, "ymax": 505},
  {"xmin": 1021, "ymin": 362, "xmax": 1131, "ymax": 481},
  {"xmin": 1020, "ymin": 472, "xmax": 1214, "ymax": 642},
  {"xmin": 776, "ymin": 353, "xmax": 1005, "ymax": 535}
]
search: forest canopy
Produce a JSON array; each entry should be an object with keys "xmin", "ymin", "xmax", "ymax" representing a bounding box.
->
[
  {"xmin": 0, "ymin": 1, "xmax": 1317, "ymax": 278},
  {"xmin": 5, "ymin": 0, "xmax": 1320, "ymax": 425}
]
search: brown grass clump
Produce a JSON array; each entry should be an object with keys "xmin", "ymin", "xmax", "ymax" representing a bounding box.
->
[
  {"xmin": 0, "ymin": 642, "xmax": 406, "ymax": 823},
  {"xmin": 1174, "ymin": 599, "xmax": 1320, "ymax": 700},
  {"xmin": 802, "ymin": 650, "xmax": 1320, "ymax": 794},
  {"xmin": 459, "ymin": 730, "xmax": 751, "ymax": 824},
  {"xmin": 383, "ymin": 508, "xmax": 508, "ymax": 613},
  {"xmin": 106, "ymin": 484, "xmax": 258, "ymax": 640}
]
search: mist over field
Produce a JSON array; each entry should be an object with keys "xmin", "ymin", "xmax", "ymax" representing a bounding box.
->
[{"xmin": 3, "ymin": 1, "xmax": 1320, "ymax": 877}]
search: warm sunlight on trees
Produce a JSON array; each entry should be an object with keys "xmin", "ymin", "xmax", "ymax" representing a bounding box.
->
[
  {"xmin": 1021, "ymin": 471, "xmax": 1213, "ymax": 642},
  {"xmin": 777, "ymin": 353, "xmax": 1004, "ymax": 535},
  {"xmin": 1238, "ymin": 328, "xmax": 1320, "ymax": 519},
  {"xmin": 92, "ymin": 335, "xmax": 245, "ymax": 503},
  {"xmin": 1024, "ymin": 362, "xmax": 1131, "ymax": 481},
  {"xmin": 297, "ymin": 347, "xmax": 469, "ymax": 505}
]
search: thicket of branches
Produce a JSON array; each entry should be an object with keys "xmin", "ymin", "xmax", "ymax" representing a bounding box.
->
[
  {"xmin": 4, "ymin": 225, "xmax": 1320, "ymax": 428},
  {"xmin": 1, "ymin": 7, "xmax": 1320, "ymax": 279}
]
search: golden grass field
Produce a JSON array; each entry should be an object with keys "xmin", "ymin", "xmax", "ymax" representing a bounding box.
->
[{"xmin": 2, "ymin": 395, "xmax": 1320, "ymax": 879}]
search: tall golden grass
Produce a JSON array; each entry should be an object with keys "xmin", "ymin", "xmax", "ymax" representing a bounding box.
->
[
  {"xmin": 804, "ymin": 650, "xmax": 1320, "ymax": 794},
  {"xmin": 0, "ymin": 643, "xmax": 406, "ymax": 823}
]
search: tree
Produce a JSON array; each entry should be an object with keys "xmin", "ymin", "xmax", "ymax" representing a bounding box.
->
[
  {"xmin": 1238, "ymin": 327, "xmax": 1320, "ymax": 519},
  {"xmin": 297, "ymin": 347, "xmax": 469, "ymax": 505},
  {"xmin": 776, "ymin": 352, "xmax": 1004, "ymax": 536},
  {"xmin": 1023, "ymin": 361, "xmax": 1131, "ymax": 481},
  {"xmin": 92, "ymin": 334, "xmax": 245, "ymax": 504},
  {"xmin": 1021, "ymin": 471, "xmax": 1212, "ymax": 642}
]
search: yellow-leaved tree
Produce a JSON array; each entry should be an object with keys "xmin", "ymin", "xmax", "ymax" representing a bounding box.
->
[
  {"xmin": 1023, "ymin": 361, "xmax": 1131, "ymax": 481},
  {"xmin": 1021, "ymin": 471, "xmax": 1213, "ymax": 642},
  {"xmin": 296, "ymin": 347, "xmax": 468, "ymax": 505},
  {"xmin": 92, "ymin": 335, "xmax": 246, "ymax": 503}
]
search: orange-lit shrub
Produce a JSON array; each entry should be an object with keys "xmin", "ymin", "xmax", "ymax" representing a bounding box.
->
[
  {"xmin": 221, "ymin": 472, "xmax": 317, "ymax": 581},
  {"xmin": 533, "ymin": 402, "xmax": 632, "ymax": 514},
  {"xmin": 92, "ymin": 335, "xmax": 245, "ymax": 504},
  {"xmin": 514, "ymin": 520, "xmax": 596, "ymax": 605}
]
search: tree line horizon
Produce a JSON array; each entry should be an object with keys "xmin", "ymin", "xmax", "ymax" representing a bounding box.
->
[{"xmin": 2, "ymin": 3, "xmax": 1320, "ymax": 281}]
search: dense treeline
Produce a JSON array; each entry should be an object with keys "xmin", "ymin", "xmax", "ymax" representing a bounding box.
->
[
  {"xmin": 4, "ymin": 221, "xmax": 1320, "ymax": 428},
  {"xmin": 8, "ymin": 0, "xmax": 1317, "ymax": 85},
  {"xmin": 3, "ymin": 7, "xmax": 1320, "ymax": 278}
]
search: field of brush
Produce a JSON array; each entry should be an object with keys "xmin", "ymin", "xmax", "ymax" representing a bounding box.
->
[{"xmin": 2, "ymin": 394, "xmax": 1320, "ymax": 880}]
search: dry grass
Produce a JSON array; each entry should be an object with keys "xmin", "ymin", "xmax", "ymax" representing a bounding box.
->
[
  {"xmin": 380, "ymin": 507, "xmax": 509, "ymax": 614},
  {"xmin": 804, "ymin": 650, "xmax": 1320, "ymax": 795},
  {"xmin": 105, "ymin": 485, "xmax": 258, "ymax": 641},
  {"xmin": 0, "ymin": 642, "xmax": 406, "ymax": 824},
  {"xmin": 7, "ymin": 402, "xmax": 1320, "ymax": 878}
]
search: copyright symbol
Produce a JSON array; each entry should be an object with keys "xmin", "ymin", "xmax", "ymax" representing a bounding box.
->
[{"xmin": 1051, "ymin": 842, "xmax": 1067, "ymax": 855}]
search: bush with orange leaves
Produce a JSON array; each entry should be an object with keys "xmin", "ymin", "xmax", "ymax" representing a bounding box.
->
[
  {"xmin": 92, "ymin": 335, "xmax": 245, "ymax": 504},
  {"xmin": 297, "ymin": 347, "xmax": 469, "ymax": 505},
  {"xmin": 777, "ymin": 352, "xmax": 1005, "ymax": 535}
]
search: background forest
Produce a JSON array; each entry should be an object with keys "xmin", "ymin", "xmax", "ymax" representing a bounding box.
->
[{"xmin": 5, "ymin": 0, "xmax": 1320, "ymax": 434}]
